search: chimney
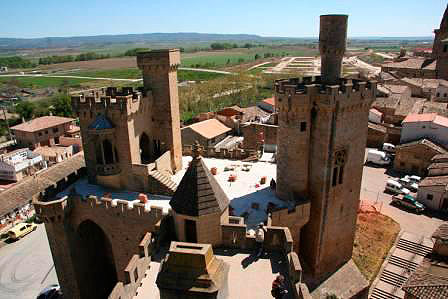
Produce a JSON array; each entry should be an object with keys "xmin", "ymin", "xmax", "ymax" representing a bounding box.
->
[{"xmin": 319, "ymin": 14, "xmax": 348, "ymax": 85}]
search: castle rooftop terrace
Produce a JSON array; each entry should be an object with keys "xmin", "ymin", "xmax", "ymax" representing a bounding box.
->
[
  {"xmin": 134, "ymin": 248, "xmax": 292, "ymax": 299},
  {"xmin": 56, "ymin": 156, "xmax": 291, "ymax": 229}
]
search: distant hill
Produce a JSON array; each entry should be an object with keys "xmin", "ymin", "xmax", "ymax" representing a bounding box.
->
[
  {"xmin": 0, "ymin": 32, "xmax": 433, "ymax": 50},
  {"xmin": 0, "ymin": 33, "xmax": 272, "ymax": 49}
]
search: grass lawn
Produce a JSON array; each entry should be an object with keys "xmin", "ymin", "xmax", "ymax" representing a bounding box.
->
[{"xmin": 352, "ymin": 212, "xmax": 400, "ymax": 282}]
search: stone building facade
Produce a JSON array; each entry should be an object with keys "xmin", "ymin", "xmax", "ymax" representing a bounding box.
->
[
  {"xmin": 434, "ymin": 5, "xmax": 448, "ymax": 80},
  {"xmin": 72, "ymin": 49, "xmax": 182, "ymax": 194},
  {"xmin": 275, "ymin": 14, "xmax": 377, "ymax": 280},
  {"xmin": 394, "ymin": 139, "xmax": 447, "ymax": 176}
]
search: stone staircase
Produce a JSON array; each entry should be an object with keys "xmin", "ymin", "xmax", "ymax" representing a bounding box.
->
[
  {"xmin": 149, "ymin": 170, "xmax": 178, "ymax": 196},
  {"xmin": 369, "ymin": 232, "xmax": 433, "ymax": 299}
]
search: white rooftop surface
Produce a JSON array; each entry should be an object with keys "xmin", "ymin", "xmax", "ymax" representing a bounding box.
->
[
  {"xmin": 58, "ymin": 156, "xmax": 288, "ymax": 227},
  {"xmin": 56, "ymin": 178, "xmax": 172, "ymax": 213}
]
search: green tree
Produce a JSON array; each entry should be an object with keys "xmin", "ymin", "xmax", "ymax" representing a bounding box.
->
[
  {"xmin": 254, "ymin": 54, "xmax": 261, "ymax": 60},
  {"xmin": 15, "ymin": 101, "xmax": 35, "ymax": 120},
  {"xmin": 51, "ymin": 93, "xmax": 73, "ymax": 117}
]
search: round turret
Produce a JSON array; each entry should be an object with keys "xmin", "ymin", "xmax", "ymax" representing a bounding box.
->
[{"xmin": 319, "ymin": 14, "xmax": 348, "ymax": 85}]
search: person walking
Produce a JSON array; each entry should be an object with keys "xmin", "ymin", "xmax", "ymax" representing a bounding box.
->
[
  {"xmin": 255, "ymin": 222, "xmax": 266, "ymax": 258},
  {"xmin": 271, "ymin": 275, "xmax": 288, "ymax": 299}
]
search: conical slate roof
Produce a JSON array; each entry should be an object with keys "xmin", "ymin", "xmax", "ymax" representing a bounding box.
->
[
  {"xmin": 170, "ymin": 155, "xmax": 229, "ymax": 217},
  {"xmin": 88, "ymin": 115, "xmax": 113, "ymax": 130}
]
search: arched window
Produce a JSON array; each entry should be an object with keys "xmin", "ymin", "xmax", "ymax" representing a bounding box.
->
[
  {"xmin": 96, "ymin": 144, "xmax": 103, "ymax": 164},
  {"xmin": 103, "ymin": 139, "xmax": 114, "ymax": 164},
  {"xmin": 140, "ymin": 133, "xmax": 151, "ymax": 164}
]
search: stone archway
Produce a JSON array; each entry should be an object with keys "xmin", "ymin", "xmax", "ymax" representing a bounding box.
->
[
  {"xmin": 76, "ymin": 220, "xmax": 117, "ymax": 299},
  {"xmin": 140, "ymin": 133, "xmax": 151, "ymax": 164}
]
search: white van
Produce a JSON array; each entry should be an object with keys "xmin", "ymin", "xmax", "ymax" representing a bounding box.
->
[
  {"xmin": 366, "ymin": 149, "xmax": 391, "ymax": 166},
  {"xmin": 382, "ymin": 143, "xmax": 396, "ymax": 153},
  {"xmin": 385, "ymin": 179, "xmax": 410, "ymax": 195}
]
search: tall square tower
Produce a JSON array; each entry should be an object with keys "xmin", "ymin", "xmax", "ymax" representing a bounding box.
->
[
  {"xmin": 72, "ymin": 49, "xmax": 182, "ymax": 192},
  {"xmin": 275, "ymin": 15, "xmax": 377, "ymax": 280}
]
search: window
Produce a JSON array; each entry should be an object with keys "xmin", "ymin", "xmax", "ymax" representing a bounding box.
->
[
  {"xmin": 38, "ymin": 132, "xmax": 42, "ymax": 136},
  {"xmin": 45, "ymin": 130, "xmax": 48, "ymax": 134},
  {"xmin": 332, "ymin": 167, "xmax": 338, "ymax": 187},
  {"xmin": 427, "ymin": 194, "xmax": 433, "ymax": 201},
  {"xmin": 300, "ymin": 121, "xmax": 307, "ymax": 132},
  {"xmin": 437, "ymin": 92, "xmax": 440, "ymax": 97},
  {"xmin": 444, "ymin": 45, "xmax": 448, "ymax": 52},
  {"xmin": 444, "ymin": 93, "xmax": 447, "ymax": 98},
  {"xmin": 400, "ymin": 162, "xmax": 405, "ymax": 167},
  {"xmin": 53, "ymin": 128, "xmax": 59, "ymax": 133}
]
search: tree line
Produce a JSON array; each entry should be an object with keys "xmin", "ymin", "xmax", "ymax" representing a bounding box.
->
[
  {"xmin": 38, "ymin": 52, "xmax": 111, "ymax": 65},
  {"xmin": 0, "ymin": 56, "xmax": 36, "ymax": 68}
]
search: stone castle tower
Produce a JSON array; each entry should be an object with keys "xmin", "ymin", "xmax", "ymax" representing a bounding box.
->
[
  {"xmin": 72, "ymin": 49, "xmax": 182, "ymax": 193},
  {"xmin": 275, "ymin": 15, "xmax": 377, "ymax": 280},
  {"xmin": 433, "ymin": 5, "xmax": 448, "ymax": 79}
]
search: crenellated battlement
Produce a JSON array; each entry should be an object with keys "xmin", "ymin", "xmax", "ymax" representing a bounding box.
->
[
  {"xmin": 34, "ymin": 194, "xmax": 166, "ymax": 224},
  {"xmin": 81, "ymin": 195, "xmax": 166, "ymax": 220},
  {"xmin": 71, "ymin": 87, "xmax": 148, "ymax": 114},
  {"xmin": 275, "ymin": 76, "xmax": 377, "ymax": 97}
]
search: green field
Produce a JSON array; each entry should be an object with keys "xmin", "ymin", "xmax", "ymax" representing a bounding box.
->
[
  {"xmin": 0, "ymin": 76, "xmax": 94, "ymax": 88},
  {"xmin": 68, "ymin": 68, "xmax": 225, "ymax": 81}
]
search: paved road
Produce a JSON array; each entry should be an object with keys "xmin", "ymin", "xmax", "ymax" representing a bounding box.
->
[
  {"xmin": 0, "ymin": 224, "xmax": 58, "ymax": 299},
  {"xmin": 360, "ymin": 159, "xmax": 444, "ymax": 237}
]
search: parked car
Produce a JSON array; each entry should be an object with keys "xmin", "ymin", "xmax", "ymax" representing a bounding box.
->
[
  {"xmin": 8, "ymin": 222, "xmax": 37, "ymax": 240},
  {"xmin": 392, "ymin": 194, "xmax": 425, "ymax": 213},
  {"xmin": 385, "ymin": 179, "xmax": 410, "ymax": 195},
  {"xmin": 37, "ymin": 284, "xmax": 62, "ymax": 299},
  {"xmin": 397, "ymin": 177, "xmax": 419, "ymax": 192},
  {"xmin": 382, "ymin": 143, "xmax": 396, "ymax": 153},
  {"xmin": 366, "ymin": 149, "xmax": 391, "ymax": 166},
  {"xmin": 405, "ymin": 175, "xmax": 421, "ymax": 184}
]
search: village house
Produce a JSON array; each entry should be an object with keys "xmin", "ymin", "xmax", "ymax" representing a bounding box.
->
[
  {"xmin": 403, "ymin": 223, "xmax": 448, "ymax": 298},
  {"xmin": 0, "ymin": 148, "xmax": 46, "ymax": 182},
  {"xmin": 369, "ymin": 108, "xmax": 383, "ymax": 124},
  {"xmin": 417, "ymin": 176, "xmax": 448, "ymax": 211},
  {"xmin": 394, "ymin": 139, "xmax": 448, "ymax": 176},
  {"xmin": 401, "ymin": 113, "xmax": 448, "ymax": 149},
  {"xmin": 11, "ymin": 116, "xmax": 80, "ymax": 149},
  {"xmin": 181, "ymin": 118, "xmax": 232, "ymax": 148},
  {"xmin": 33, "ymin": 145, "xmax": 74, "ymax": 166},
  {"xmin": 427, "ymin": 154, "xmax": 448, "ymax": 177}
]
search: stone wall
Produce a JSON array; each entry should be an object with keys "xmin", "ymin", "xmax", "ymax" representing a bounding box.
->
[
  {"xmin": 241, "ymin": 122, "xmax": 278, "ymax": 150},
  {"xmin": 34, "ymin": 195, "xmax": 165, "ymax": 298},
  {"xmin": 270, "ymin": 201, "xmax": 311, "ymax": 252},
  {"xmin": 394, "ymin": 143, "xmax": 442, "ymax": 176},
  {"xmin": 109, "ymin": 233, "xmax": 152, "ymax": 299}
]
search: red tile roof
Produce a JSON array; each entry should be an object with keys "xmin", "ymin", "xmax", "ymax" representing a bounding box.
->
[
  {"xmin": 184, "ymin": 119, "xmax": 231, "ymax": 139},
  {"xmin": 369, "ymin": 108, "xmax": 383, "ymax": 116},
  {"xmin": 263, "ymin": 97, "xmax": 275, "ymax": 106},
  {"xmin": 403, "ymin": 113, "xmax": 438, "ymax": 123},
  {"xmin": 11, "ymin": 116, "xmax": 75, "ymax": 133}
]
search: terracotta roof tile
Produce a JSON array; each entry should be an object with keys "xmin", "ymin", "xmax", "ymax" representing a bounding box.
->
[
  {"xmin": 397, "ymin": 139, "xmax": 448, "ymax": 154},
  {"xmin": 382, "ymin": 58, "xmax": 436, "ymax": 70},
  {"xmin": 11, "ymin": 116, "xmax": 75, "ymax": 133},
  {"xmin": 184, "ymin": 119, "xmax": 231, "ymax": 139},
  {"xmin": 420, "ymin": 175, "xmax": 448, "ymax": 187},
  {"xmin": 403, "ymin": 255, "xmax": 448, "ymax": 299},
  {"xmin": 403, "ymin": 113, "xmax": 438, "ymax": 123}
]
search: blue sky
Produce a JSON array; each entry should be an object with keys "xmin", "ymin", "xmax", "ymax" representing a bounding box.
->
[{"xmin": 0, "ymin": 0, "xmax": 446, "ymax": 38}]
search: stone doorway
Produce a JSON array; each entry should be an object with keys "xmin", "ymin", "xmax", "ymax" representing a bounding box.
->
[
  {"xmin": 185, "ymin": 219, "xmax": 197, "ymax": 243},
  {"xmin": 140, "ymin": 133, "xmax": 151, "ymax": 164}
]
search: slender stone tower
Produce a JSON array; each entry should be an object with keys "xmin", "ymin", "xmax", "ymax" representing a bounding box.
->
[
  {"xmin": 433, "ymin": 5, "xmax": 448, "ymax": 79},
  {"xmin": 275, "ymin": 15, "xmax": 377, "ymax": 280}
]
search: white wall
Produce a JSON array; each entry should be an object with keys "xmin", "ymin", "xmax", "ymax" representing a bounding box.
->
[
  {"xmin": 369, "ymin": 110, "xmax": 382, "ymax": 124},
  {"xmin": 401, "ymin": 121, "xmax": 448, "ymax": 148},
  {"xmin": 417, "ymin": 185, "xmax": 446, "ymax": 210}
]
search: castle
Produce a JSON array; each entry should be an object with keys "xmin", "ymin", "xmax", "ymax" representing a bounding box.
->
[{"xmin": 35, "ymin": 14, "xmax": 377, "ymax": 299}]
